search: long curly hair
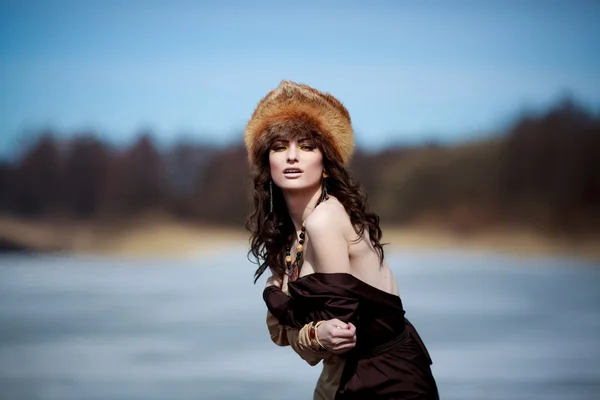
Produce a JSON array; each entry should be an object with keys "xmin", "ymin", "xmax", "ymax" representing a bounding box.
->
[{"xmin": 246, "ymin": 127, "xmax": 385, "ymax": 284}]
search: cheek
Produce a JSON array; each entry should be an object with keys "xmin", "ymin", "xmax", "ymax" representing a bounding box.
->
[
  {"xmin": 269, "ymin": 153, "xmax": 282, "ymax": 171},
  {"xmin": 306, "ymin": 155, "xmax": 323, "ymax": 179},
  {"xmin": 269, "ymin": 153, "xmax": 287, "ymax": 184}
]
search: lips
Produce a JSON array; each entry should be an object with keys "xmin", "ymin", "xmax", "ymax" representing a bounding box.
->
[
  {"xmin": 283, "ymin": 168, "xmax": 304, "ymax": 174},
  {"xmin": 283, "ymin": 168, "xmax": 303, "ymax": 179}
]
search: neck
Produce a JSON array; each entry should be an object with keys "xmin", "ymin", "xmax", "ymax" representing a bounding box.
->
[{"xmin": 282, "ymin": 185, "xmax": 323, "ymax": 231}]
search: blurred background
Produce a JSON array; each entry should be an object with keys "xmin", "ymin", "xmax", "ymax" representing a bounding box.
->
[{"xmin": 0, "ymin": 1, "xmax": 599, "ymax": 399}]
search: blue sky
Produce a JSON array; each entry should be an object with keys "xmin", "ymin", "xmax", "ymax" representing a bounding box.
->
[{"xmin": 1, "ymin": 0, "xmax": 599, "ymax": 159}]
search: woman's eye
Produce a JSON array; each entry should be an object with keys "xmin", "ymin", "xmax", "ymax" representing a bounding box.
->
[
  {"xmin": 300, "ymin": 145, "xmax": 314, "ymax": 151},
  {"xmin": 272, "ymin": 145, "xmax": 286, "ymax": 152}
]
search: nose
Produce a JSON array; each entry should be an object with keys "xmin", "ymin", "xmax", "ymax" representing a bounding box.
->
[{"xmin": 287, "ymin": 144, "xmax": 299, "ymax": 162}]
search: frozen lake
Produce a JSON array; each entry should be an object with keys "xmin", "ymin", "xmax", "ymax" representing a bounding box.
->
[{"xmin": 0, "ymin": 247, "xmax": 599, "ymax": 399}]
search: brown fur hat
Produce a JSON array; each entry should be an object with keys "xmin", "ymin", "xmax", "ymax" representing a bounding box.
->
[{"xmin": 244, "ymin": 80, "xmax": 354, "ymax": 166}]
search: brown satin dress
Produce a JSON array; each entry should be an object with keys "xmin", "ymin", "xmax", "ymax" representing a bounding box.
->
[{"xmin": 264, "ymin": 272, "xmax": 439, "ymax": 400}]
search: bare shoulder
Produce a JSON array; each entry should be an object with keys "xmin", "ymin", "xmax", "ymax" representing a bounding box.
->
[
  {"xmin": 305, "ymin": 196, "xmax": 349, "ymax": 234},
  {"xmin": 304, "ymin": 196, "xmax": 352, "ymax": 273}
]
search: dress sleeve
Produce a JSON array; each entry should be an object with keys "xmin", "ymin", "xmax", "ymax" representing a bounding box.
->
[
  {"xmin": 266, "ymin": 311, "xmax": 327, "ymax": 366},
  {"xmin": 287, "ymin": 321, "xmax": 329, "ymax": 366},
  {"xmin": 263, "ymin": 284, "xmax": 360, "ymax": 328},
  {"xmin": 266, "ymin": 309, "xmax": 290, "ymax": 346}
]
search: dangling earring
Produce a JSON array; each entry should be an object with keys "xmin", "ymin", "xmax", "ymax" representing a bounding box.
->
[
  {"xmin": 269, "ymin": 180, "xmax": 274, "ymax": 214},
  {"xmin": 320, "ymin": 172, "xmax": 329, "ymax": 203}
]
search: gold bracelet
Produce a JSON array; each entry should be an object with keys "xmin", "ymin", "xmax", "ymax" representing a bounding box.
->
[{"xmin": 313, "ymin": 320, "xmax": 326, "ymax": 350}]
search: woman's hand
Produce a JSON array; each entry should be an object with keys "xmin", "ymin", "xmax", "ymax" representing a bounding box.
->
[{"xmin": 316, "ymin": 318, "xmax": 357, "ymax": 354}]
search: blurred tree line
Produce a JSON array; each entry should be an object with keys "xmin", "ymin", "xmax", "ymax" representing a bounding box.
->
[{"xmin": 0, "ymin": 98, "xmax": 598, "ymax": 235}]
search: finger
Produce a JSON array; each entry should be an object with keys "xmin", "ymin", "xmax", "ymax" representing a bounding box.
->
[
  {"xmin": 332, "ymin": 335, "xmax": 356, "ymax": 346},
  {"xmin": 332, "ymin": 328, "xmax": 356, "ymax": 339},
  {"xmin": 335, "ymin": 338, "xmax": 355, "ymax": 346},
  {"xmin": 331, "ymin": 343, "xmax": 356, "ymax": 354},
  {"xmin": 336, "ymin": 342, "xmax": 357, "ymax": 350},
  {"xmin": 333, "ymin": 335, "xmax": 357, "ymax": 347},
  {"xmin": 330, "ymin": 319, "xmax": 348, "ymax": 329}
]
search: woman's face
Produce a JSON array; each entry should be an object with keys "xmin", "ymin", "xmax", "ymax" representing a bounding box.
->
[{"xmin": 269, "ymin": 137, "xmax": 324, "ymax": 193}]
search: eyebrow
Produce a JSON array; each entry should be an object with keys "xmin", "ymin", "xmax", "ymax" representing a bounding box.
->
[{"xmin": 272, "ymin": 137, "xmax": 313, "ymax": 143}]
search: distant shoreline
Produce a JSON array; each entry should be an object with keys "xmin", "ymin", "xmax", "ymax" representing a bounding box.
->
[
  {"xmin": 380, "ymin": 225, "xmax": 600, "ymax": 262},
  {"xmin": 0, "ymin": 216, "xmax": 598, "ymax": 262}
]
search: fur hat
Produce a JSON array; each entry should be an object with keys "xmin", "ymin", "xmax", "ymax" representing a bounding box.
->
[{"xmin": 244, "ymin": 80, "xmax": 354, "ymax": 166}]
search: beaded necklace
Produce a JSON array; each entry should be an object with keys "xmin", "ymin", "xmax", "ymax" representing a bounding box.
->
[
  {"xmin": 284, "ymin": 184, "xmax": 329, "ymax": 282},
  {"xmin": 285, "ymin": 221, "xmax": 305, "ymax": 281}
]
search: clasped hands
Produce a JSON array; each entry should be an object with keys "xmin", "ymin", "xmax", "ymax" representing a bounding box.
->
[
  {"xmin": 314, "ymin": 318, "xmax": 357, "ymax": 354},
  {"xmin": 266, "ymin": 274, "xmax": 357, "ymax": 354}
]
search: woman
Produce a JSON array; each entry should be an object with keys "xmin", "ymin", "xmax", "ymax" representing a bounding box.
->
[{"xmin": 245, "ymin": 80, "xmax": 439, "ymax": 399}]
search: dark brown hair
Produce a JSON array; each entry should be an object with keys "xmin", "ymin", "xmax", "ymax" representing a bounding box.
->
[{"xmin": 246, "ymin": 124, "xmax": 384, "ymax": 283}]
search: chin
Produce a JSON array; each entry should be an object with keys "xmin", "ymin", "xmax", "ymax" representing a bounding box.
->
[{"xmin": 277, "ymin": 180, "xmax": 319, "ymax": 192}]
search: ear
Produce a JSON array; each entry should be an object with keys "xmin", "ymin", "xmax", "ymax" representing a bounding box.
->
[{"xmin": 322, "ymin": 171, "xmax": 329, "ymax": 178}]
